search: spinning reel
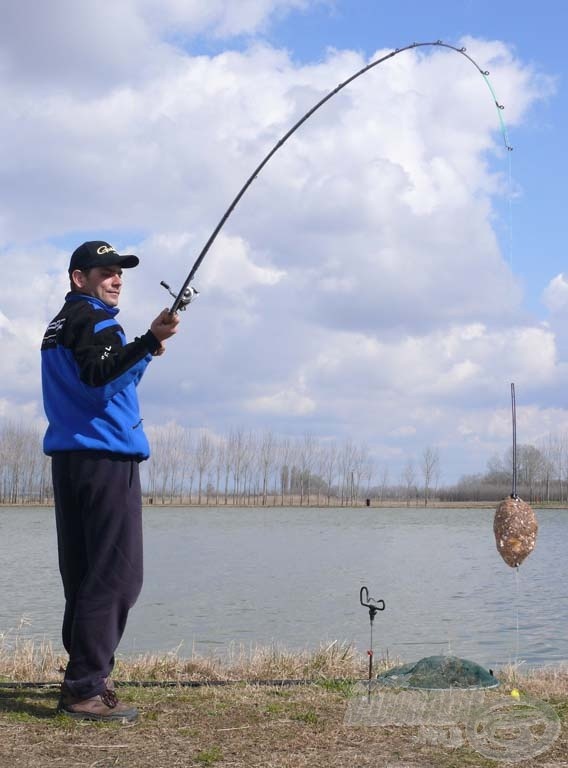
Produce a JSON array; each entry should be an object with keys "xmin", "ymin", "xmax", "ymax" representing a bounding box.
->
[{"xmin": 160, "ymin": 280, "xmax": 199, "ymax": 311}]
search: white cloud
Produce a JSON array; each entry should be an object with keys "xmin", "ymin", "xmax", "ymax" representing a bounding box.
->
[
  {"xmin": 0, "ymin": 398, "xmax": 43, "ymax": 424},
  {"xmin": 543, "ymin": 273, "xmax": 568, "ymax": 313},
  {"xmin": 198, "ymin": 234, "xmax": 286, "ymax": 297},
  {"xmin": 246, "ymin": 388, "xmax": 316, "ymax": 415},
  {"xmin": 0, "ymin": 1, "xmax": 322, "ymax": 93},
  {"xmin": 142, "ymin": 0, "xmax": 323, "ymax": 38},
  {"xmin": 301, "ymin": 323, "xmax": 556, "ymax": 406},
  {"xmin": 540, "ymin": 275, "xmax": 568, "ymax": 364},
  {"xmin": 390, "ymin": 425, "xmax": 417, "ymax": 438},
  {"xmin": 0, "ymin": 8, "xmax": 562, "ymax": 480}
]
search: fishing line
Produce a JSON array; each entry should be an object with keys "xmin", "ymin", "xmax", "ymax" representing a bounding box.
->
[
  {"xmin": 514, "ymin": 565, "xmax": 521, "ymax": 667},
  {"xmin": 510, "ymin": 382, "xmax": 520, "ymax": 664},
  {"xmin": 511, "ymin": 382, "xmax": 518, "ymax": 499},
  {"xmin": 507, "ymin": 144, "xmax": 514, "ymax": 270},
  {"xmin": 477, "ymin": 67, "xmax": 515, "ymax": 271},
  {"xmin": 165, "ymin": 40, "xmax": 513, "ymax": 312},
  {"xmin": 479, "ymin": 70, "xmax": 512, "ymax": 151}
]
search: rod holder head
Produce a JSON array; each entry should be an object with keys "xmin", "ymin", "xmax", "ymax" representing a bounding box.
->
[{"xmin": 360, "ymin": 586, "xmax": 385, "ymax": 622}]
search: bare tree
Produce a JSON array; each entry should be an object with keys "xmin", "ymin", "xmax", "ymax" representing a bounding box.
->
[
  {"xmin": 377, "ymin": 464, "xmax": 389, "ymax": 504},
  {"xmin": 350, "ymin": 444, "xmax": 369, "ymax": 505},
  {"xmin": 239, "ymin": 431, "xmax": 255, "ymax": 505},
  {"xmin": 338, "ymin": 439, "xmax": 357, "ymax": 505},
  {"xmin": 313, "ymin": 442, "xmax": 327, "ymax": 506},
  {"xmin": 278, "ymin": 438, "xmax": 292, "ymax": 505},
  {"xmin": 145, "ymin": 422, "xmax": 190, "ymax": 503},
  {"xmin": 363, "ymin": 455, "xmax": 375, "ymax": 501},
  {"xmin": 401, "ymin": 459, "xmax": 416, "ymax": 507},
  {"xmin": 195, "ymin": 433, "xmax": 214, "ymax": 505},
  {"xmin": 0, "ymin": 422, "xmax": 48, "ymax": 503},
  {"xmin": 298, "ymin": 433, "xmax": 316, "ymax": 505},
  {"xmin": 259, "ymin": 431, "xmax": 276, "ymax": 506},
  {"xmin": 213, "ymin": 437, "xmax": 226, "ymax": 505},
  {"xmin": 227, "ymin": 428, "xmax": 245, "ymax": 504},
  {"xmin": 322, "ymin": 442, "xmax": 338, "ymax": 506},
  {"xmin": 502, "ymin": 443, "xmax": 547, "ymax": 502},
  {"xmin": 222, "ymin": 434, "xmax": 233, "ymax": 504},
  {"xmin": 0, "ymin": 422, "xmax": 27, "ymax": 502},
  {"xmin": 421, "ymin": 446, "xmax": 440, "ymax": 507}
]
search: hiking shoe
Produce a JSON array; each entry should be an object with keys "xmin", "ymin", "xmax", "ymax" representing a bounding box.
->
[
  {"xmin": 57, "ymin": 685, "xmax": 138, "ymax": 722},
  {"xmin": 56, "ymin": 676, "xmax": 116, "ymax": 711}
]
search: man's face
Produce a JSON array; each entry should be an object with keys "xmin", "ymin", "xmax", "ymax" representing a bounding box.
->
[{"xmin": 72, "ymin": 266, "xmax": 123, "ymax": 307}]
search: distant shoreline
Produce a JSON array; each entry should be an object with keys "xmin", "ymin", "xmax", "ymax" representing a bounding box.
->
[{"xmin": 2, "ymin": 500, "xmax": 568, "ymax": 510}]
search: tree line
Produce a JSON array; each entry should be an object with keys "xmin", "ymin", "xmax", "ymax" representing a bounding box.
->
[
  {"xmin": 0, "ymin": 419, "xmax": 564, "ymax": 506},
  {"xmin": 441, "ymin": 438, "xmax": 568, "ymax": 504},
  {"xmin": 143, "ymin": 424, "xmax": 379, "ymax": 506},
  {"xmin": 1, "ymin": 421, "xmax": 433, "ymax": 506}
]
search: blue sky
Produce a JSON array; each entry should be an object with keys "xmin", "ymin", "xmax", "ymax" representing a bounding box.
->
[
  {"xmin": 195, "ymin": 0, "xmax": 566, "ymax": 318},
  {"xmin": 1, "ymin": 0, "xmax": 566, "ymax": 483}
]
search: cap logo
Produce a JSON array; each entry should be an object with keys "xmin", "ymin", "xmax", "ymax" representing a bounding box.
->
[{"xmin": 96, "ymin": 245, "xmax": 117, "ymax": 255}]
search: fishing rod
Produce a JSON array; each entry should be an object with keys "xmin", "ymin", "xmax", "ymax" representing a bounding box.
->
[{"xmin": 162, "ymin": 40, "xmax": 513, "ymax": 313}]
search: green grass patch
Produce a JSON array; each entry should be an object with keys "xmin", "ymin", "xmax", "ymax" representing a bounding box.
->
[
  {"xmin": 316, "ymin": 677, "xmax": 357, "ymax": 697},
  {"xmin": 3, "ymin": 711, "xmax": 41, "ymax": 724},
  {"xmin": 291, "ymin": 708, "xmax": 319, "ymax": 725},
  {"xmin": 195, "ymin": 746, "xmax": 223, "ymax": 765}
]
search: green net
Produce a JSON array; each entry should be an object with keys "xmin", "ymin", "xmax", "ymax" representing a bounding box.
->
[{"xmin": 377, "ymin": 655, "xmax": 499, "ymax": 690}]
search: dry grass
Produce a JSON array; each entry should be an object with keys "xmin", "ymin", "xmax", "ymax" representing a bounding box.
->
[
  {"xmin": 0, "ymin": 626, "xmax": 384, "ymax": 684},
  {"xmin": 0, "ymin": 625, "xmax": 66, "ymax": 683},
  {"xmin": 498, "ymin": 661, "xmax": 568, "ymax": 698},
  {"xmin": 114, "ymin": 639, "xmax": 379, "ymax": 683},
  {"xmin": 1, "ymin": 631, "xmax": 567, "ymax": 767}
]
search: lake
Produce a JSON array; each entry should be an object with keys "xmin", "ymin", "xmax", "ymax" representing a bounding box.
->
[{"xmin": 1, "ymin": 505, "xmax": 566, "ymax": 668}]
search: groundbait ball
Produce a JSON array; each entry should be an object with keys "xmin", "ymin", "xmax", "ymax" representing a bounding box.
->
[{"xmin": 493, "ymin": 496, "xmax": 538, "ymax": 568}]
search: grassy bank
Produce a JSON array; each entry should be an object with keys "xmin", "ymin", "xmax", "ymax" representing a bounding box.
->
[{"xmin": 1, "ymin": 638, "xmax": 567, "ymax": 767}]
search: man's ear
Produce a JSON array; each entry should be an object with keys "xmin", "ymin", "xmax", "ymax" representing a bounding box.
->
[{"xmin": 71, "ymin": 269, "xmax": 86, "ymax": 290}]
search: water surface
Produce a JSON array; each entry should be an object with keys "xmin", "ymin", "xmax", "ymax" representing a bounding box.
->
[{"xmin": 1, "ymin": 505, "xmax": 566, "ymax": 667}]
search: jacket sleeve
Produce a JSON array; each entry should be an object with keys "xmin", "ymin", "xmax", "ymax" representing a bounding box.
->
[{"xmin": 67, "ymin": 310, "xmax": 161, "ymax": 401}]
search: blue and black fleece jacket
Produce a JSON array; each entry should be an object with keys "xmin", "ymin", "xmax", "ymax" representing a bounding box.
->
[{"xmin": 41, "ymin": 292, "xmax": 161, "ymax": 459}]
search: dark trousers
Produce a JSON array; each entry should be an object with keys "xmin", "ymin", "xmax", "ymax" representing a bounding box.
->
[{"xmin": 51, "ymin": 451, "xmax": 143, "ymax": 700}]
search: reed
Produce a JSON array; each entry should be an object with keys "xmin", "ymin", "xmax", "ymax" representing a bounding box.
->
[{"xmin": 0, "ymin": 628, "xmax": 380, "ymax": 683}]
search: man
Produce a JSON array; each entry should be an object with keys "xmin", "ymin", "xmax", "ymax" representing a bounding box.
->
[{"xmin": 41, "ymin": 240, "xmax": 180, "ymax": 722}]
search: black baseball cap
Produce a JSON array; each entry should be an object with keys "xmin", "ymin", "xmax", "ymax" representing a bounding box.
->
[{"xmin": 68, "ymin": 240, "xmax": 139, "ymax": 274}]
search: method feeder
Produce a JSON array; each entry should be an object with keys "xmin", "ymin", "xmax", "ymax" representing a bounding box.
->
[{"xmin": 160, "ymin": 40, "xmax": 512, "ymax": 313}]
